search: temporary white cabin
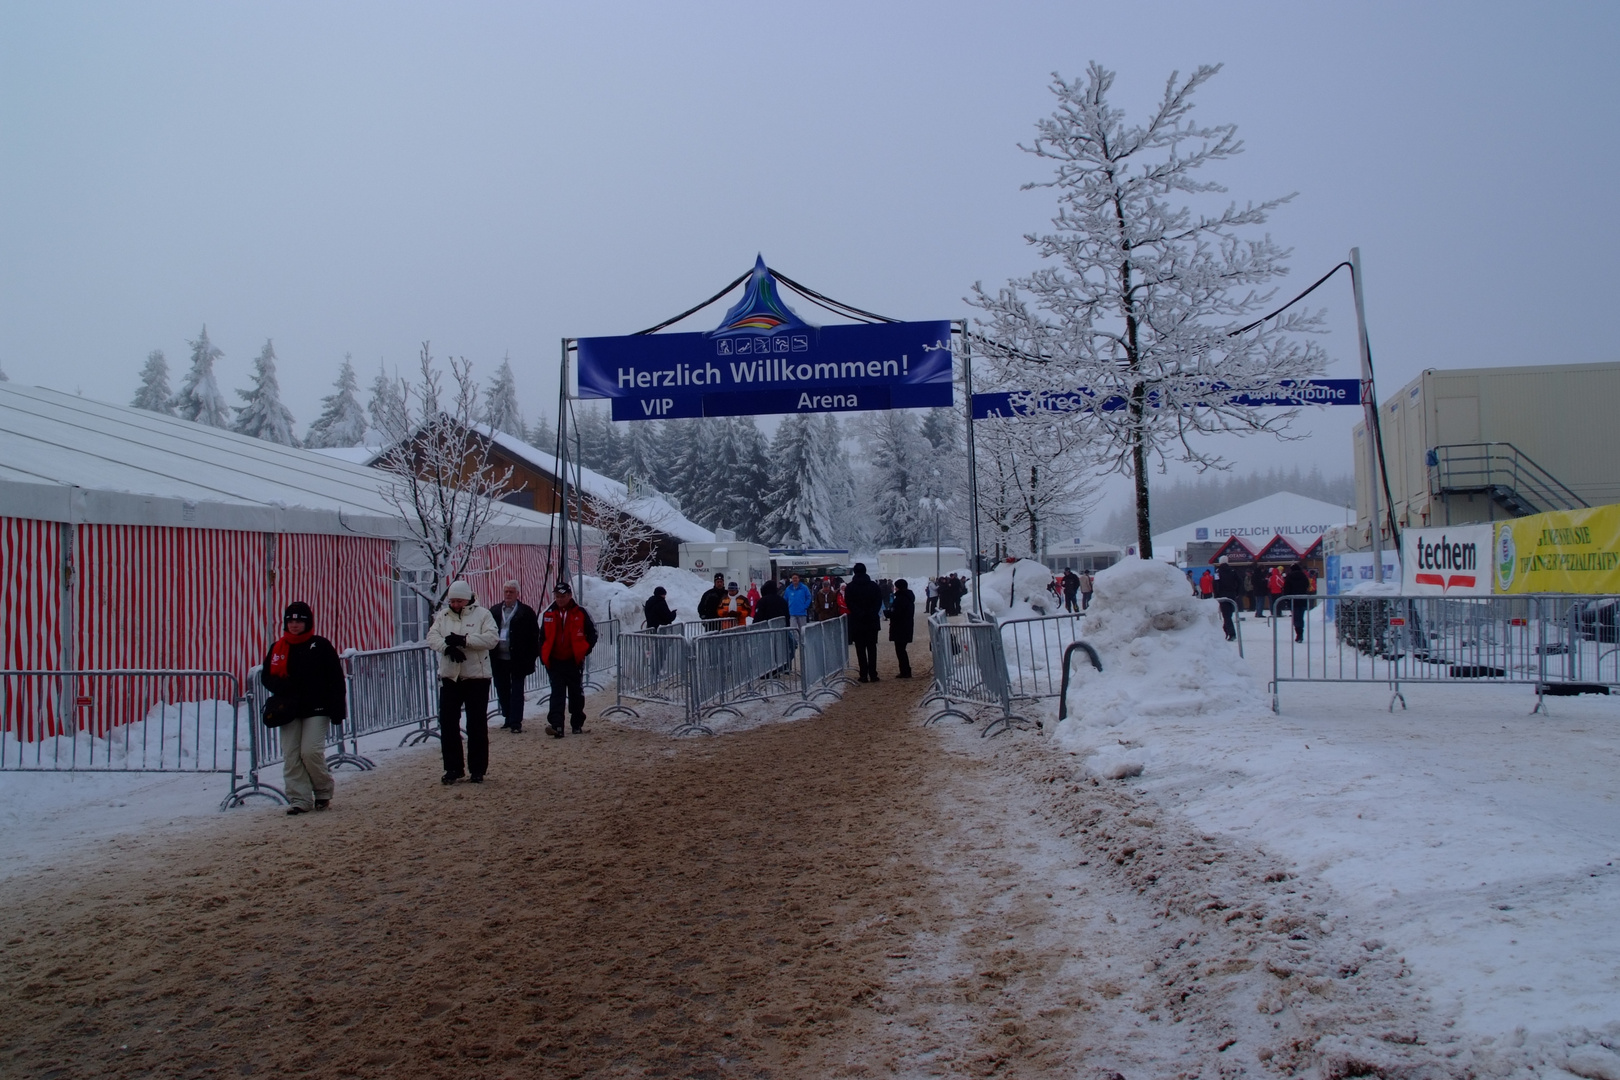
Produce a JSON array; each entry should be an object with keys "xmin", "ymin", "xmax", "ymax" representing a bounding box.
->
[
  {"xmin": 678, "ymin": 541, "xmax": 772, "ymax": 586},
  {"xmin": 878, "ymin": 547, "xmax": 967, "ymax": 581}
]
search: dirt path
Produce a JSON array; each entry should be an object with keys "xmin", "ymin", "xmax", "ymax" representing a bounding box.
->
[
  {"xmin": 0, "ymin": 632, "xmax": 1458, "ymax": 1079},
  {"xmin": 0, "ymin": 640, "xmax": 1076, "ymax": 1079}
]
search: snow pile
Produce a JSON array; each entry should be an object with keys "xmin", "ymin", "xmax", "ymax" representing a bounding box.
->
[
  {"xmin": 1053, "ymin": 558, "xmax": 1266, "ymax": 777},
  {"xmin": 576, "ymin": 575, "xmax": 636, "ymax": 624},
  {"xmin": 598, "ymin": 566, "xmax": 712, "ymax": 629},
  {"xmin": 975, "ymin": 559, "xmax": 1058, "ymax": 620}
]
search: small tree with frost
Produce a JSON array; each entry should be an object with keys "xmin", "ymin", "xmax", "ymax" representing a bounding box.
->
[
  {"xmin": 367, "ymin": 361, "xmax": 409, "ymax": 443},
  {"xmin": 232, "ymin": 339, "xmax": 299, "ymax": 445},
  {"xmin": 172, "ymin": 325, "xmax": 231, "ymax": 428},
  {"xmin": 304, "ymin": 356, "xmax": 368, "ymax": 448},
  {"xmin": 376, "ymin": 344, "xmax": 518, "ymax": 608},
  {"xmin": 132, "ymin": 350, "xmax": 175, "ymax": 413},
  {"xmin": 971, "ymin": 63, "xmax": 1324, "ymax": 558},
  {"xmin": 481, "ymin": 354, "xmax": 526, "ymax": 440}
]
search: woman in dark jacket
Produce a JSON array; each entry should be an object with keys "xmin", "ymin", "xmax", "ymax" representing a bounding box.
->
[
  {"xmin": 260, "ymin": 601, "xmax": 347, "ymax": 816},
  {"xmin": 642, "ymin": 587, "xmax": 677, "ymax": 629},
  {"xmin": 1281, "ymin": 563, "xmax": 1314, "ymax": 643},
  {"xmin": 887, "ymin": 579, "xmax": 916, "ymax": 678}
]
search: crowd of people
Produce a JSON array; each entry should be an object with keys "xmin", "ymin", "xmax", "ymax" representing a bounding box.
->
[
  {"xmin": 1195, "ymin": 557, "xmax": 1317, "ymax": 643},
  {"xmin": 1042, "ymin": 568, "xmax": 1096, "ymax": 613}
]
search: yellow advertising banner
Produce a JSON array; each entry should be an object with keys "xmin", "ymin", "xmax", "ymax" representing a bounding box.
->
[{"xmin": 1494, "ymin": 503, "xmax": 1620, "ymax": 594}]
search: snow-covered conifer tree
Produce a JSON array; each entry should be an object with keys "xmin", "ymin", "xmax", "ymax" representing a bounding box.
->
[
  {"xmin": 304, "ymin": 356, "xmax": 368, "ymax": 448},
  {"xmin": 367, "ymin": 362, "xmax": 409, "ymax": 443},
  {"xmin": 572, "ymin": 403, "xmax": 621, "ymax": 477},
  {"xmin": 481, "ymin": 354, "xmax": 526, "ymax": 440},
  {"xmin": 172, "ymin": 326, "xmax": 230, "ymax": 428},
  {"xmin": 659, "ymin": 419, "xmax": 705, "ymax": 514},
  {"xmin": 859, "ymin": 411, "xmax": 931, "ymax": 547},
  {"xmin": 132, "ymin": 350, "xmax": 174, "ymax": 413},
  {"xmin": 231, "ymin": 339, "xmax": 299, "ymax": 445},
  {"xmin": 760, "ymin": 413, "xmax": 833, "ymax": 546},
  {"xmin": 813, "ymin": 413, "xmax": 860, "ymax": 548},
  {"xmin": 617, "ymin": 420, "xmax": 667, "ymax": 494},
  {"xmin": 718, "ymin": 417, "xmax": 770, "ymax": 541},
  {"xmin": 528, "ymin": 410, "xmax": 557, "ymax": 455},
  {"xmin": 0, "ymin": 361, "xmax": 9, "ymax": 382},
  {"xmin": 970, "ymin": 63, "xmax": 1324, "ymax": 557}
]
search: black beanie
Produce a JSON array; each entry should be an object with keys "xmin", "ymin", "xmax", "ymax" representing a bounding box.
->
[{"xmin": 284, "ymin": 601, "xmax": 314, "ymax": 628}]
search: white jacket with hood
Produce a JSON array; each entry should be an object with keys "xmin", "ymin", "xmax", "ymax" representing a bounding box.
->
[{"xmin": 426, "ymin": 600, "xmax": 500, "ymax": 680}]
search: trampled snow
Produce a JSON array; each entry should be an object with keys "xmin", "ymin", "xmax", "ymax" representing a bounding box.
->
[{"xmin": 1051, "ymin": 556, "xmax": 1620, "ymax": 1068}]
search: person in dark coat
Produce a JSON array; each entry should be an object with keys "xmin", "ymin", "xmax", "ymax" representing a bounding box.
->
[
  {"xmin": 1061, "ymin": 569, "xmax": 1080, "ymax": 613},
  {"xmin": 490, "ymin": 580, "xmax": 540, "ymax": 733},
  {"xmin": 752, "ymin": 578, "xmax": 789, "ymax": 623},
  {"xmin": 887, "ymin": 578, "xmax": 915, "ymax": 678},
  {"xmin": 642, "ymin": 586, "xmax": 677, "ymax": 629},
  {"xmin": 1282, "ymin": 562, "xmax": 1314, "ymax": 643},
  {"xmin": 697, "ymin": 573, "xmax": 727, "ymax": 621},
  {"xmin": 843, "ymin": 562, "xmax": 884, "ymax": 682},
  {"xmin": 260, "ymin": 601, "xmax": 347, "ymax": 815},
  {"xmin": 1212, "ymin": 556, "xmax": 1243, "ymax": 641}
]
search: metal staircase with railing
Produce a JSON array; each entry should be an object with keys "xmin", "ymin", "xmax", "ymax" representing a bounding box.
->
[{"xmin": 1426, "ymin": 442, "xmax": 1588, "ymax": 517}]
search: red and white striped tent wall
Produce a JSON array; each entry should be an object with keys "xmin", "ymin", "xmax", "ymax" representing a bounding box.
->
[{"xmin": 0, "ymin": 385, "xmax": 573, "ymax": 738}]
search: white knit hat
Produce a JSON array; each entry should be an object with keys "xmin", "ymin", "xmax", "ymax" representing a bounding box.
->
[{"xmin": 446, "ymin": 580, "xmax": 474, "ymax": 601}]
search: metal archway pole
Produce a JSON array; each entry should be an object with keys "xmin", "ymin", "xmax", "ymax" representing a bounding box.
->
[
  {"xmin": 555, "ymin": 338, "xmax": 572, "ymax": 589},
  {"xmin": 960, "ymin": 320, "xmax": 983, "ymax": 617}
]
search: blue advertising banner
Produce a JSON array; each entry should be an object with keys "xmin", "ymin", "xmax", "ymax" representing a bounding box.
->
[
  {"xmin": 575, "ymin": 258, "xmax": 954, "ymax": 420},
  {"xmin": 970, "ymin": 379, "xmax": 1362, "ymax": 420}
]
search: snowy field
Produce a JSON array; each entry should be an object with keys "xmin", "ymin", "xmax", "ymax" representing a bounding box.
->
[{"xmin": 1047, "ymin": 559, "xmax": 1620, "ymax": 1072}]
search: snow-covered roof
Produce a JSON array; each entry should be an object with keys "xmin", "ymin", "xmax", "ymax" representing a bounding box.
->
[
  {"xmin": 0, "ymin": 384, "xmax": 562, "ymax": 542},
  {"xmin": 1151, "ymin": 491, "xmax": 1353, "ymax": 561},
  {"xmin": 307, "ymin": 445, "xmax": 383, "ymax": 465},
  {"xmin": 477, "ymin": 427, "xmax": 716, "ymax": 544}
]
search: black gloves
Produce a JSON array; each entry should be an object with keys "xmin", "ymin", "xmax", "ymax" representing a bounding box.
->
[{"xmin": 443, "ymin": 632, "xmax": 468, "ymax": 662}]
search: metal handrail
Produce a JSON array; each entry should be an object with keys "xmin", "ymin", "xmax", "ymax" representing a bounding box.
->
[
  {"xmin": 1055, "ymin": 642, "xmax": 1103, "ymax": 721},
  {"xmin": 1429, "ymin": 442, "xmax": 1588, "ymax": 513}
]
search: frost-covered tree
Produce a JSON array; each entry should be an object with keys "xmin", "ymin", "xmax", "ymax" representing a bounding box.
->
[
  {"xmin": 528, "ymin": 409, "xmax": 557, "ymax": 456},
  {"xmin": 131, "ymin": 350, "xmax": 174, "ymax": 414},
  {"xmin": 376, "ymin": 344, "xmax": 517, "ymax": 608},
  {"xmin": 172, "ymin": 325, "xmax": 231, "ymax": 428},
  {"xmin": 572, "ymin": 403, "xmax": 620, "ymax": 477},
  {"xmin": 368, "ymin": 361, "xmax": 409, "ymax": 443},
  {"xmin": 616, "ymin": 419, "xmax": 667, "ymax": 494},
  {"xmin": 970, "ymin": 64, "xmax": 1324, "ymax": 558},
  {"xmin": 304, "ymin": 356, "xmax": 368, "ymax": 448},
  {"xmin": 232, "ymin": 339, "xmax": 299, "ymax": 445},
  {"xmin": 814, "ymin": 413, "xmax": 861, "ymax": 548},
  {"xmin": 661, "ymin": 418, "xmax": 710, "ymax": 517},
  {"xmin": 482, "ymin": 354, "xmax": 526, "ymax": 440},
  {"xmin": 859, "ymin": 411, "xmax": 932, "ymax": 547},
  {"xmin": 974, "ymin": 412, "xmax": 1099, "ymax": 559},
  {"xmin": 760, "ymin": 414, "xmax": 834, "ymax": 546}
]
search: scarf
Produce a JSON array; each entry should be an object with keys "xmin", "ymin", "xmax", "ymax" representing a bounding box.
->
[{"xmin": 269, "ymin": 629, "xmax": 314, "ymax": 679}]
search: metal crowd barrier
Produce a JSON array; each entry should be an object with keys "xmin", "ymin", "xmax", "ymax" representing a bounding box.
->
[
  {"xmin": 1270, "ymin": 593, "xmax": 1620, "ymax": 713},
  {"xmin": 0, "ymin": 669, "xmax": 265, "ymax": 811},
  {"xmin": 997, "ymin": 612, "xmax": 1087, "ymax": 701},
  {"xmin": 1216, "ymin": 597, "xmax": 1245, "ymax": 658},
  {"xmin": 601, "ymin": 630, "xmax": 697, "ymax": 728},
  {"xmin": 690, "ymin": 623, "xmax": 797, "ymax": 731},
  {"xmin": 924, "ymin": 614, "xmax": 1029, "ymax": 737},
  {"xmin": 583, "ymin": 617, "xmax": 620, "ymax": 692},
  {"xmin": 345, "ymin": 643, "xmax": 439, "ymax": 749},
  {"xmin": 791, "ymin": 615, "xmax": 851, "ymax": 716}
]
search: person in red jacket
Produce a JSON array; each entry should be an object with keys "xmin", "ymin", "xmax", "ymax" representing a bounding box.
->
[{"xmin": 540, "ymin": 581, "xmax": 599, "ymax": 738}]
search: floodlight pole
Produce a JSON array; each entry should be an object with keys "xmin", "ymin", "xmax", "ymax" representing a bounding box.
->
[
  {"xmin": 1350, "ymin": 248, "xmax": 1383, "ymax": 583},
  {"xmin": 959, "ymin": 320, "xmax": 983, "ymax": 617}
]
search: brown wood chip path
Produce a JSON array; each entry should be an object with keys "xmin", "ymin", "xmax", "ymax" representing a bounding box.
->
[{"xmin": 0, "ymin": 639, "xmax": 1113, "ymax": 1079}]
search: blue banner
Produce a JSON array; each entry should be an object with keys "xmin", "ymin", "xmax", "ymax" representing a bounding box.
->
[
  {"xmin": 575, "ymin": 258, "xmax": 954, "ymax": 420},
  {"xmin": 970, "ymin": 379, "xmax": 1361, "ymax": 420}
]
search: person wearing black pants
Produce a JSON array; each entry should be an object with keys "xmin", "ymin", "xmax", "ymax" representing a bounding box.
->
[
  {"xmin": 490, "ymin": 580, "xmax": 540, "ymax": 733},
  {"xmin": 426, "ymin": 579, "xmax": 500, "ymax": 785},
  {"xmin": 843, "ymin": 562, "xmax": 884, "ymax": 682},
  {"xmin": 539, "ymin": 581, "xmax": 598, "ymax": 737},
  {"xmin": 888, "ymin": 579, "xmax": 915, "ymax": 678}
]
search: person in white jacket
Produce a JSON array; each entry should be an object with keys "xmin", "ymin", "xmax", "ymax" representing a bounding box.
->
[{"xmin": 426, "ymin": 579, "xmax": 500, "ymax": 785}]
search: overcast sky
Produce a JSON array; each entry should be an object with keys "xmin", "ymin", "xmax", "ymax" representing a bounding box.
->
[{"xmin": 3, "ymin": 2, "xmax": 1616, "ymax": 509}]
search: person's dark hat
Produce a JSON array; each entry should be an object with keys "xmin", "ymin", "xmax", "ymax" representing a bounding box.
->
[
  {"xmin": 713, "ymin": 572, "xmax": 725, "ymax": 581},
  {"xmin": 727, "ymin": 581, "xmax": 739, "ymax": 590},
  {"xmin": 553, "ymin": 581, "xmax": 573, "ymax": 594},
  {"xmin": 895, "ymin": 579, "xmax": 907, "ymax": 590},
  {"xmin": 653, "ymin": 586, "xmax": 667, "ymax": 596},
  {"xmin": 853, "ymin": 562, "xmax": 867, "ymax": 575},
  {"xmin": 283, "ymin": 601, "xmax": 314, "ymax": 627},
  {"xmin": 761, "ymin": 580, "xmax": 777, "ymax": 595}
]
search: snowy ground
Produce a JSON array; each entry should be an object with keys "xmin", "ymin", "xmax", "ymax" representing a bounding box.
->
[
  {"xmin": 1042, "ymin": 558, "xmax": 1620, "ymax": 1074},
  {"xmin": 5, "ymin": 560, "xmax": 1619, "ymax": 1075}
]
